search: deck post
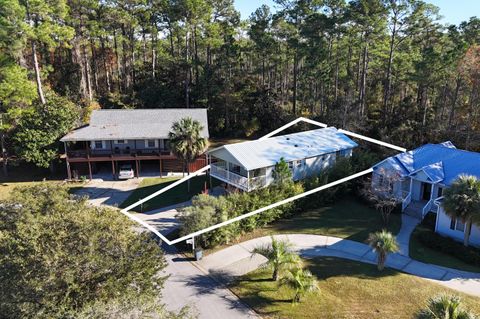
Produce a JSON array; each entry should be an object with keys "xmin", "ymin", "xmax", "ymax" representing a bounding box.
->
[
  {"xmin": 159, "ymin": 159, "xmax": 163, "ymax": 178},
  {"xmin": 111, "ymin": 159, "xmax": 115, "ymax": 179},
  {"xmin": 135, "ymin": 159, "xmax": 140, "ymax": 178},
  {"xmin": 64, "ymin": 142, "xmax": 72, "ymax": 180},
  {"xmin": 87, "ymin": 159, "xmax": 92, "ymax": 181}
]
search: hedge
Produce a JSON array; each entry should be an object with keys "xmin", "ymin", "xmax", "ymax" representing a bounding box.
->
[{"xmin": 416, "ymin": 226, "xmax": 480, "ymax": 267}]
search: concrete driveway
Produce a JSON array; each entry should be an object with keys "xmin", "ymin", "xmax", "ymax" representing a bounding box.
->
[{"xmin": 75, "ymin": 178, "xmax": 141, "ymax": 206}]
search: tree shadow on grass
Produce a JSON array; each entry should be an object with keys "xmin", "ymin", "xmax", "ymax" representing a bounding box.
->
[{"xmin": 305, "ymin": 256, "xmax": 399, "ymax": 281}]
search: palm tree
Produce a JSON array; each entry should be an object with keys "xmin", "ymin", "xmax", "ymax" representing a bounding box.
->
[
  {"xmin": 169, "ymin": 117, "xmax": 208, "ymax": 190},
  {"xmin": 251, "ymin": 236, "xmax": 301, "ymax": 281},
  {"xmin": 442, "ymin": 175, "xmax": 480, "ymax": 247},
  {"xmin": 417, "ymin": 294, "xmax": 477, "ymax": 319},
  {"xmin": 280, "ymin": 268, "xmax": 318, "ymax": 303},
  {"xmin": 367, "ymin": 230, "xmax": 399, "ymax": 271}
]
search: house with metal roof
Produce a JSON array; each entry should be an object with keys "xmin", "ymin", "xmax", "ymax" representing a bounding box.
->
[
  {"xmin": 207, "ymin": 127, "xmax": 358, "ymax": 192},
  {"xmin": 372, "ymin": 142, "xmax": 480, "ymax": 247},
  {"xmin": 60, "ymin": 109, "xmax": 209, "ymax": 180}
]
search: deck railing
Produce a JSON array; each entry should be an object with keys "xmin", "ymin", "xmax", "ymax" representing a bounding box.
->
[
  {"xmin": 67, "ymin": 149, "xmax": 172, "ymax": 158},
  {"xmin": 210, "ymin": 163, "xmax": 267, "ymax": 191},
  {"xmin": 401, "ymin": 191, "xmax": 412, "ymax": 212},
  {"xmin": 422, "ymin": 198, "xmax": 434, "ymax": 217}
]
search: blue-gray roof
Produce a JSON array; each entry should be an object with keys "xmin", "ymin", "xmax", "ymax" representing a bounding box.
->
[
  {"xmin": 208, "ymin": 127, "xmax": 358, "ymax": 171},
  {"xmin": 373, "ymin": 142, "xmax": 480, "ymax": 186},
  {"xmin": 61, "ymin": 109, "xmax": 209, "ymax": 142}
]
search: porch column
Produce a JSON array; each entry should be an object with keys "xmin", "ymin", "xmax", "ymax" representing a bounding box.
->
[
  {"xmin": 111, "ymin": 159, "xmax": 115, "ymax": 179},
  {"xmin": 87, "ymin": 159, "xmax": 92, "ymax": 181},
  {"xmin": 409, "ymin": 178, "xmax": 413, "ymax": 194},
  {"xmin": 135, "ymin": 159, "xmax": 140, "ymax": 178},
  {"xmin": 64, "ymin": 142, "xmax": 72, "ymax": 180},
  {"xmin": 159, "ymin": 159, "xmax": 163, "ymax": 178},
  {"xmin": 247, "ymin": 170, "xmax": 250, "ymax": 191}
]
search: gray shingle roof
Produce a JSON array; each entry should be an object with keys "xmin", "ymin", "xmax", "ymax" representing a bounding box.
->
[{"xmin": 60, "ymin": 109, "xmax": 209, "ymax": 142}]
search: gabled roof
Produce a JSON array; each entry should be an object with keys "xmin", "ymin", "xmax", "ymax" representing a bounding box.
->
[
  {"xmin": 208, "ymin": 127, "xmax": 358, "ymax": 171},
  {"xmin": 373, "ymin": 142, "xmax": 480, "ymax": 186},
  {"xmin": 61, "ymin": 109, "xmax": 209, "ymax": 142}
]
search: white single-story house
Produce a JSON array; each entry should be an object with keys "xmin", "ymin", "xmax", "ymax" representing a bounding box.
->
[
  {"xmin": 372, "ymin": 142, "xmax": 480, "ymax": 247},
  {"xmin": 207, "ymin": 127, "xmax": 358, "ymax": 192}
]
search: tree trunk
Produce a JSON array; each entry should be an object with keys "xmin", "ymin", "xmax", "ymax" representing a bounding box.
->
[
  {"xmin": 359, "ymin": 44, "xmax": 368, "ymax": 117},
  {"xmin": 383, "ymin": 20, "xmax": 397, "ymax": 120},
  {"xmin": 273, "ymin": 268, "xmax": 278, "ymax": 281},
  {"xmin": 185, "ymin": 28, "xmax": 190, "ymax": 108},
  {"xmin": 82, "ymin": 43, "xmax": 93, "ymax": 101},
  {"xmin": 31, "ymin": 40, "xmax": 46, "ymax": 104},
  {"xmin": 1, "ymin": 132, "xmax": 8, "ymax": 176},
  {"xmin": 113, "ymin": 30, "xmax": 122, "ymax": 92},
  {"xmin": 90, "ymin": 39, "xmax": 99, "ymax": 94},
  {"xmin": 464, "ymin": 219, "xmax": 472, "ymax": 247},
  {"xmin": 101, "ymin": 38, "xmax": 111, "ymax": 92},
  {"xmin": 292, "ymin": 48, "xmax": 298, "ymax": 115},
  {"xmin": 448, "ymin": 77, "xmax": 461, "ymax": 127}
]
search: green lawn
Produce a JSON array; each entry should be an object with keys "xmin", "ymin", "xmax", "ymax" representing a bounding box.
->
[
  {"xmin": 120, "ymin": 175, "xmax": 219, "ymax": 212},
  {"xmin": 231, "ymin": 257, "xmax": 480, "ymax": 319},
  {"xmin": 208, "ymin": 137, "xmax": 250, "ymax": 150},
  {"xmin": 229, "ymin": 196, "xmax": 401, "ymax": 244},
  {"xmin": 409, "ymin": 225, "xmax": 480, "ymax": 273}
]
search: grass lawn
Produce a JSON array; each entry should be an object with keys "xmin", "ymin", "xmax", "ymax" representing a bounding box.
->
[
  {"xmin": 226, "ymin": 196, "xmax": 401, "ymax": 244},
  {"xmin": 409, "ymin": 225, "xmax": 480, "ymax": 273},
  {"xmin": 120, "ymin": 175, "xmax": 220, "ymax": 212},
  {"xmin": 231, "ymin": 257, "xmax": 480, "ymax": 319}
]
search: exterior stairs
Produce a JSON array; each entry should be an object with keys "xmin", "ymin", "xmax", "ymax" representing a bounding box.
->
[{"xmin": 403, "ymin": 200, "xmax": 427, "ymax": 220}]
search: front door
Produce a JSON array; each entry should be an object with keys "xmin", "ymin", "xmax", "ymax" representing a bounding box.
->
[{"xmin": 421, "ymin": 183, "xmax": 431, "ymax": 200}]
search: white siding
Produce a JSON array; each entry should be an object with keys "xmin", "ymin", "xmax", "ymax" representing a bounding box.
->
[{"xmin": 436, "ymin": 206, "xmax": 480, "ymax": 247}]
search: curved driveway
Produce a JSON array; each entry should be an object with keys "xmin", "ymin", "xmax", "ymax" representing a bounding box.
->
[{"xmin": 196, "ymin": 234, "xmax": 480, "ymax": 297}]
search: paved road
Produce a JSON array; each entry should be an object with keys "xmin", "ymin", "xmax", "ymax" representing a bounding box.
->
[
  {"xmin": 197, "ymin": 234, "xmax": 480, "ymax": 298},
  {"xmin": 75, "ymin": 178, "xmax": 141, "ymax": 206},
  {"xmin": 131, "ymin": 203, "xmax": 258, "ymax": 319},
  {"xmin": 161, "ymin": 244, "xmax": 258, "ymax": 319}
]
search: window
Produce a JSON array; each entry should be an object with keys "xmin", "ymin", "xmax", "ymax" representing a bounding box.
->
[
  {"xmin": 145, "ymin": 139, "xmax": 156, "ymax": 148},
  {"xmin": 438, "ymin": 187, "xmax": 443, "ymax": 197},
  {"xmin": 115, "ymin": 140, "xmax": 126, "ymax": 144},
  {"xmin": 450, "ymin": 218, "xmax": 465, "ymax": 232},
  {"xmin": 288, "ymin": 162, "xmax": 294, "ymax": 170},
  {"xmin": 295, "ymin": 159, "xmax": 303, "ymax": 168},
  {"xmin": 94, "ymin": 141, "xmax": 104, "ymax": 149}
]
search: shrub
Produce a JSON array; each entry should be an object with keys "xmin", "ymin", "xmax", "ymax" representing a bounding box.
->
[
  {"xmin": 416, "ymin": 226, "xmax": 480, "ymax": 267},
  {"xmin": 178, "ymin": 182, "xmax": 304, "ymax": 248}
]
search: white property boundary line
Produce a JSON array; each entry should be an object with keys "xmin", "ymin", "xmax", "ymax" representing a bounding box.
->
[{"xmin": 120, "ymin": 118, "xmax": 406, "ymax": 245}]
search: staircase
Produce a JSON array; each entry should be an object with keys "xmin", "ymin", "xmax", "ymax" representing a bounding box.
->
[{"xmin": 403, "ymin": 200, "xmax": 427, "ymax": 220}]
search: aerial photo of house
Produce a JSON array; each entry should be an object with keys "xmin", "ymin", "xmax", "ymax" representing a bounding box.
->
[
  {"xmin": 60, "ymin": 109, "xmax": 209, "ymax": 180},
  {"xmin": 372, "ymin": 142, "xmax": 480, "ymax": 247},
  {"xmin": 208, "ymin": 127, "xmax": 358, "ymax": 191}
]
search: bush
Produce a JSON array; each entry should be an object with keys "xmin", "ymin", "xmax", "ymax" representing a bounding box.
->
[
  {"xmin": 178, "ymin": 182, "xmax": 304, "ymax": 248},
  {"xmin": 416, "ymin": 226, "xmax": 480, "ymax": 267}
]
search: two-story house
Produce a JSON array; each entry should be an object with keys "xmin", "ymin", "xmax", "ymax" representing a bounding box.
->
[{"xmin": 60, "ymin": 109, "xmax": 209, "ymax": 180}]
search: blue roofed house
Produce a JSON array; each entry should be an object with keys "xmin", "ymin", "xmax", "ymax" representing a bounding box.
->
[
  {"xmin": 372, "ymin": 142, "xmax": 480, "ymax": 247},
  {"xmin": 207, "ymin": 127, "xmax": 358, "ymax": 192}
]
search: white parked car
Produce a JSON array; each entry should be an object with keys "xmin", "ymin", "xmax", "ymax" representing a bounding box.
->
[{"xmin": 118, "ymin": 164, "xmax": 135, "ymax": 179}]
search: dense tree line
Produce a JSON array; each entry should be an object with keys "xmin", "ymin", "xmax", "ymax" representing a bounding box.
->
[{"xmin": 0, "ymin": 0, "xmax": 479, "ymax": 170}]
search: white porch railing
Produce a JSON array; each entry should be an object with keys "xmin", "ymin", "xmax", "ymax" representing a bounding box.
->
[
  {"xmin": 210, "ymin": 163, "xmax": 268, "ymax": 191},
  {"xmin": 210, "ymin": 163, "xmax": 249, "ymax": 190},
  {"xmin": 401, "ymin": 191, "xmax": 412, "ymax": 212},
  {"xmin": 422, "ymin": 199, "xmax": 434, "ymax": 217}
]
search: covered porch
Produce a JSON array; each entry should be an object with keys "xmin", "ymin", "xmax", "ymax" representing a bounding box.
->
[{"xmin": 209, "ymin": 158, "xmax": 268, "ymax": 192}]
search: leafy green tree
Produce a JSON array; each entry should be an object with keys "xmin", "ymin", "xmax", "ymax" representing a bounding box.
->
[
  {"xmin": 169, "ymin": 117, "xmax": 208, "ymax": 191},
  {"xmin": 12, "ymin": 91, "xmax": 79, "ymax": 169},
  {"xmin": 0, "ymin": 183, "xmax": 167, "ymax": 318},
  {"xmin": 273, "ymin": 157, "xmax": 292, "ymax": 185},
  {"xmin": 367, "ymin": 230, "xmax": 399, "ymax": 271},
  {"xmin": 442, "ymin": 175, "xmax": 480, "ymax": 247},
  {"xmin": 417, "ymin": 294, "xmax": 478, "ymax": 319},
  {"xmin": 251, "ymin": 236, "xmax": 301, "ymax": 281},
  {"xmin": 280, "ymin": 268, "xmax": 318, "ymax": 303}
]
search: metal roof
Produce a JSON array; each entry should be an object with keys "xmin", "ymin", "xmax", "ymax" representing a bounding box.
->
[
  {"xmin": 208, "ymin": 127, "xmax": 358, "ymax": 171},
  {"xmin": 373, "ymin": 142, "xmax": 480, "ymax": 186},
  {"xmin": 60, "ymin": 109, "xmax": 209, "ymax": 142}
]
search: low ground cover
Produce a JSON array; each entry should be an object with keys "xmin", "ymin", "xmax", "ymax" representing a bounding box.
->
[
  {"xmin": 120, "ymin": 175, "xmax": 219, "ymax": 212},
  {"xmin": 409, "ymin": 224, "xmax": 480, "ymax": 273},
  {"xmin": 199, "ymin": 196, "xmax": 401, "ymax": 256},
  {"xmin": 230, "ymin": 257, "xmax": 480, "ymax": 319}
]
